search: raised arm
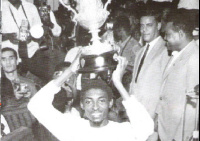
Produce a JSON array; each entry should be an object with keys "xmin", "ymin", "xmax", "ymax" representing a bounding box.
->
[
  {"xmin": 112, "ymin": 56, "xmax": 154, "ymax": 141},
  {"xmin": 28, "ymin": 49, "xmax": 83, "ymax": 141}
]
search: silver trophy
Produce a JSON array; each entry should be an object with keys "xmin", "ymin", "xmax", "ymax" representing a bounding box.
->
[{"xmin": 60, "ymin": 0, "xmax": 117, "ymax": 74}]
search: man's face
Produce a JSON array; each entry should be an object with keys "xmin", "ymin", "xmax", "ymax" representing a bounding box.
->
[
  {"xmin": 113, "ymin": 28, "xmax": 123, "ymax": 42},
  {"xmin": 1, "ymin": 51, "xmax": 18, "ymax": 73},
  {"xmin": 164, "ymin": 22, "xmax": 181, "ymax": 51},
  {"xmin": 140, "ymin": 16, "xmax": 160, "ymax": 43},
  {"xmin": 81, "ymin": 88, "xmax": 113, "ymax": 126}
]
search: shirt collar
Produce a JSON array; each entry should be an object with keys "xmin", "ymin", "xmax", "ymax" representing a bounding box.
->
[{"xmin": 147, "ymin": 36, "xmax": 161, "ymax": 48}]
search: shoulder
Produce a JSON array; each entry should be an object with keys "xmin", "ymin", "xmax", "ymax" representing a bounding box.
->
[
  {"xmin": 188, "ymin": 47, "xmax": 199, "ymax": 64},
  {"xmin": 22, "ymin": 0, "xmax": 38, "ymax": 10},
  {"xmin": 2, "ymin": 0, "xmax": 9, "ymax": 10}
]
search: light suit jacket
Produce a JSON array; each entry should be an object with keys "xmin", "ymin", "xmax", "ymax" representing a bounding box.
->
[
  {"xmin": 157, "ymin": 40, "xmax": 199, "ymax": 141},
  {"xmin": 129, "ymin": 37, "xmax": 170, "ymax": 118}
]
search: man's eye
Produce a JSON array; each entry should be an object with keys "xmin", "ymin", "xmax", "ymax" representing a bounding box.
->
[
  {"xmin": 147, "ymin": 24, "xmax": 153, "ymax": 27},
  {"xmin": 99, "ymin": 99, "xmax": 106, "ymax": 103},
  {"xmin": 85, "ymin": 100, "xmax": 92, "ymax": 105},
  {"xmin": 10, "ymin": 57, "xmax": 15, "ymax": 61}
]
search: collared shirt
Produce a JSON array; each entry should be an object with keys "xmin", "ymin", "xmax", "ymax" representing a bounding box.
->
[
  {"xmin": 140, "ymin": 36, "xmax": 161, "ymax": 61},
  {"xmin": 166, "ymin": 41, "xmax": 194, "ymax": 71},
  {"xmin": 28, "ymin": 81, "xmax": 154, "ymax": 141},
  {"xmin": 178, "ymin": 0, "xmax": 199, "ymax": 10},
  {"xmin": 2, "ymin": 0, "xmax": 43, "ymax": 59}
]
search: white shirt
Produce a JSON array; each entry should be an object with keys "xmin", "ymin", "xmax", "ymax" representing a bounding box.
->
[
  {"xmin": 178, "ymin": 0, "xmax": 199, "ymax": 10},
  {"xmin": 50, "ymin": 11, "xmax": 62, "ymax": 37},
  {"xmin": 2, "ymin": 0, "xmax": 43, "ymax": 59},
  {"xmin": 140, "ymin": 36, "xmax": 161, "ymax": 61},
  {"xmin": 28, "ymin": 81, "xmax": 154, "ymax": 141}
]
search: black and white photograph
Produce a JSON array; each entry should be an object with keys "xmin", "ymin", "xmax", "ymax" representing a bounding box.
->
[{"xmin": 0, "ymin": 0, "xmax": 199, "ymax": 141}]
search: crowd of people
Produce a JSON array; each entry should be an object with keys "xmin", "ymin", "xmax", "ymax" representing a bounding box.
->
[{"xmin": 1, "ymin": 0, "xmax": 199, "ymax": 141}]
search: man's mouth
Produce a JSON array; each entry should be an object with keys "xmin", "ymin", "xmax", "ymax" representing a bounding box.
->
[
  {"xmin": 143, "ymin": 34, "xmax": 150, "ymax": 36},
  {"xmin": 91, "ymin": 113, "xmax": 102, "ymax": 117}
]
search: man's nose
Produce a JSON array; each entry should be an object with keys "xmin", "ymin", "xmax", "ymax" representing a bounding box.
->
[
  {"xmin": 93, "ymin": 102, "xmax": 99, "ymax": 111},
  {"xmin": 6, "ymin": 59, "xmax": 11, "ymax": 65},
  {"xmin": 141, "ymin": 26, "xmax": 147, "ymax": 33}
]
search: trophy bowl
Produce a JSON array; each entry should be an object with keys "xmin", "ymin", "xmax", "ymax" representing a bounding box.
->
[
  {"xmin": 78, "ymin": 51, "xmax": 118, "ymax": 73},
  {"xmin": 77, "ymin": 9, "xmax": 109, "ymax": 31}
]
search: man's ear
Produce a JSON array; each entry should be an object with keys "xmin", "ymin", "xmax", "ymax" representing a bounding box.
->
[
  {"xmin": 80, "ymin": 102, "xmax": 84, "ymax": 110},
  {"xmin": 157, "ymin": 22, "xmax": 162, "ymax": 31},
  {"xmin": 109, "ymin": 99, "xmax": 114, "ymax": 108},
  {"xmin": 178, "ymin": 30, "xmax": 185, "ymax": 39}
]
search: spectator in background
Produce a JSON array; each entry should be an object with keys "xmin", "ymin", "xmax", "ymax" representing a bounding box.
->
[
  {"xmin": 156, "ymin": 13, "xmax": 199, "ymax": 141},
  {"xmin": 54, "ymin": 4, "xmax": 75, "ymax": 51},
  {"xmin": 52, "ymin": 62, "xmax": 79, "ymax": 114},
  {"xmin": 113, "ymin": 16, "xmax": 141, "ymax": 68},
  {"xmin": 2, "ymin": 0, "xmax": 43, "ymax": 61},
  {"xmin": 1, "ymin": 48, "xmax": 37, "ymax": 102},
  {"xmin": 129, "ymin": 9, "xmax": 170, "ymax": 120},
  {"xmin": 35, "ymin": 1, "xmax": 62, "ymax": 49}
]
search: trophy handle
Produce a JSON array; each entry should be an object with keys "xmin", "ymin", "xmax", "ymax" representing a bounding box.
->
[
  {"xmin": 104, "ymin": 0, "xmax": 112, "ymax": 11},
  {"xmin": 59, "ymin": 0, "xmax": 78, "ymax": 24}
]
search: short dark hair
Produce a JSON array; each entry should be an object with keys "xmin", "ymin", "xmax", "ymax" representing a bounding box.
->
[
  {"xmin": 140, "ymin": 8, "xmax": 161, "ymax": 23},
  {"xmin": 1, "ymin": 48, "xmax": 18, "ymax": 59},
  {"xmin": 81, "ymin": 80, "xmax": 114, "ymax": 101},
  {"xmin": 113, "ymin": 16, "xmax": 131, "ymax": 35},
  {"xmin": 167, "ymin": 11, "xmax": 193, "ymax": 38},
  {"xmin": 54, "ymin": 62, "xmax": 72, "ymax": 72}
]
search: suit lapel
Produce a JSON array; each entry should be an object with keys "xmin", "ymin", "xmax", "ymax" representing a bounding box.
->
[
  {"xmin": 163, "ymin": 41, "xmax": 197, "ymax": 80},
  {"xmin": 133, "ymin": 48, "xmax": 145, "ymax": 80},
  {"xmin": 139, "ymin": 37, "xmax": 166, "ymax": 75},
  {"xmin": 146, "ymin": 38, "xmax": 165, "ymax": 65}
]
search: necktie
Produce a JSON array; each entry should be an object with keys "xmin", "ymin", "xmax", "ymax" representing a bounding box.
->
[{"xmin": 135, "ymin": 44, "xmax": 150, "ymax": 83}]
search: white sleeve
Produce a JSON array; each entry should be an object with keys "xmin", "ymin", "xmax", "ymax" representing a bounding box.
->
[
  {"xmin": 50, "ymin": 11, "xmax": 62, "ymax": 37},
  {"xmin": 28, "ymin": 81, "xmax": 86, "ymax": 141},
  {"xmin": 64, "ymin": 47, "xmax": 80, "ymax": 62},
  {"xmin": 123, "ymin": 96, "xmax": 154, "ymax": 141}
]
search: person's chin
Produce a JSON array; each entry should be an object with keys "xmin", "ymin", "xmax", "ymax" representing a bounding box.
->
[
  {"xmin": 143, "ymin": 37, "xmax": 151, "ymax": 43},
  {"xmin": 91, "ymin": 116, "xmax": 103, "ymax": 123}
]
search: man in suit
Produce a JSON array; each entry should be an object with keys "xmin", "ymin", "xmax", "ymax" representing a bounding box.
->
[
  {"xmin": 129, "ymin": 9, "xmax": 170, "ymax": 119},
  {"xmin": 156, "ymin": 13, "xmax": 199, "ymax": 141},
  {"xmin": 113, "ymin": 16, "xmax": 141, "ymax": 68}
]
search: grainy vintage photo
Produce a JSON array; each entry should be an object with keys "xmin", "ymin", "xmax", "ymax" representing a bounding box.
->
[{"xmin": 0, "ymin": 0, "xmax": 199, "ymax": 141}]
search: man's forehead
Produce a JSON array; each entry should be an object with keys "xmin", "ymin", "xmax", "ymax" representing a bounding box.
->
[
  {"xmin": 165, "ymin": 22, "xmax": 174, "ymax": 32},
  {"xmin": 140, "ymin": 16, "xmax": 156, "ymax": 24},
  {"xmin": 2, "ymin": 51, "xmax": 15, "ymax": 58},
  {"xmin": 84, "ymin": 88, "xmax": 109, "ymax": 99}
]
